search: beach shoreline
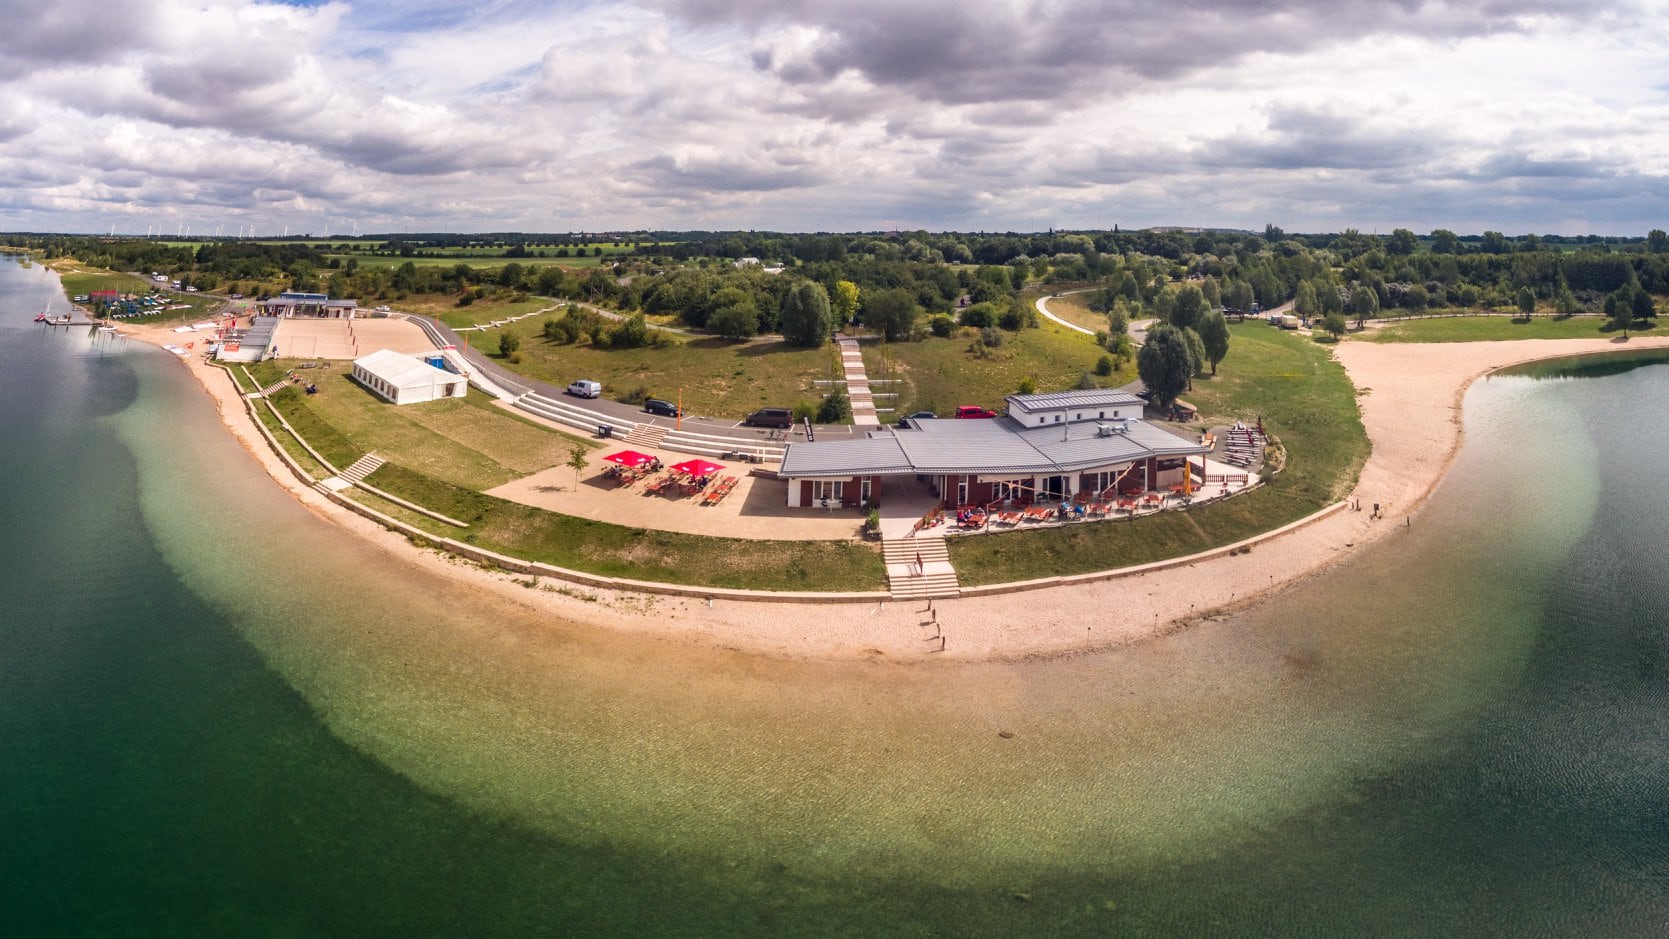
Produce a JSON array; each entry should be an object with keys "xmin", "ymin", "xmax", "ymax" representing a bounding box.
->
[{"xmin": 112, "ymin": 315, "xmax": 1669, "ymax": 663}]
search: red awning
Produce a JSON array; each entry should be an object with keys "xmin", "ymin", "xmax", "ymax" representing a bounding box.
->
[
  {"xmin": 671, "ymin": 459, "xmax": 724, "ymax": 477},
  {"xmin": 602, "ymin": 450, "xmax": 656, "ymax": 468}
]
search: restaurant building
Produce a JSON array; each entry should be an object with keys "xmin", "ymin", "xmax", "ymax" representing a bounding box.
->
[{"xmin": 777, "ymin": 390, "xmax": 1211, "ymax": 508}]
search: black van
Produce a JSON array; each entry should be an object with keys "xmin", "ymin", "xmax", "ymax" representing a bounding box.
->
[{"xmin": 744, "ymin": 407, "xmax": 794, "ymax": 428}]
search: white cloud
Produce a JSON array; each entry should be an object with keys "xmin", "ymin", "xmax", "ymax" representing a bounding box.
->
[{"xmin": 0, "ymin": 0, "xmax": 1664, "ymax": 234}]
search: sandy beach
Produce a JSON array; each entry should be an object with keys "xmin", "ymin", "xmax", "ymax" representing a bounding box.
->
[{"xmin": 116, "ymin": 316, "xmax": 1669, "ymax": 663}]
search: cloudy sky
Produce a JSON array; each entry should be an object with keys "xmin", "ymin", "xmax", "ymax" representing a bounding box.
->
[{"xmin": 2, "ymin": 0, "xmax": 1666, "ymax": 236}]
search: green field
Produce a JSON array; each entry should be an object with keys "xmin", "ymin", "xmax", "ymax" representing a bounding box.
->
[
  {"xmin": 868, "ymin": 320, "xmax": 1128, "ymax": 417},
  {"xmin": 250, "ymin": 370, "xmax": 884, "ymax": 591},
  {"xmin": 1039, "ymin": 291, "xmax": 1109, "ymax": 332},
  {"xmin": 947, "ymin": 323, "xmax": 1368, "ymax": 584},
  {"xmin": 463, "ymin": 318, "xmax": 847, "ymax": 420},
  {"xmin": 252, "ymin": 363, "xmax": 593, "ymax": 490},
  {"xmin": 1361, "ymin": 313, "xmax": 1654, "ymax": 343}
]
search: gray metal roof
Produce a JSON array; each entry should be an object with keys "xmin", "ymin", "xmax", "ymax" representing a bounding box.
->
[
  {"xmin": 780, "ymin": 434, "xmax": 914, "ymax": 476},
  {"xmin": 1005, "ymin": 388, "xmax": 1145, "ymax": 415},
  {"xmin": 781, "ymin": 416, "xmax": 1209, "ymax": 478}
]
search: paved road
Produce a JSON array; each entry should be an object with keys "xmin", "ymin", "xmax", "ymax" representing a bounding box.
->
[{"xmin": 406, "ymin": 313, "xmax": 869, "ymax": 443}]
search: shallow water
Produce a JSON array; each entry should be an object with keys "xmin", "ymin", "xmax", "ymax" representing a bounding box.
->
[{"xmin": 3, "ymin": 256, "xmax": 1667, "ymax": 935}]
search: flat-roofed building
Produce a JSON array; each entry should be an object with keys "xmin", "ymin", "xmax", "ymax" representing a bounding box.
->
[{"xmin": 778, "ymin": 389, "xmax": 1209, "ymax": 508}]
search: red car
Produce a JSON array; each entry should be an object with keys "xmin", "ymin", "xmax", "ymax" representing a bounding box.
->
[{"xmin": 954, "ymin": 405, "xmax": 998, "ymax": 419}]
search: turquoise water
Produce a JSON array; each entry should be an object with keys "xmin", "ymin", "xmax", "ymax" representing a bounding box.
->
[{"xmin": 3, "ymin": 255, "xmax": 1667, "ymax": 935}]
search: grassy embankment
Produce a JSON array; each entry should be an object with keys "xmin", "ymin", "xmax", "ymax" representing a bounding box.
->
[
  {"xmin": 1359, "ymin": 313, "xmax": 1657, "ymax": 343},
  {"xmin": 453, "ymin": 311, "xmax": 847, "ymax": 421},
  {"xmin": 1037, "ymin": 290, "xmax": 1110, "ymax": 333},
  {"xmin": 247, "ymin": 361, "xmax": 884, "ymax": 591},
  {"xmin": 947, "ymin": 323, "xmax": 1368, "ymax": 585},
  {"xmin": 869, "ymin": 319, "xmax": 1131, "ymax": 417}
]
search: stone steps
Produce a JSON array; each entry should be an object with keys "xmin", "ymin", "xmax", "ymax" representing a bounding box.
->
[{"xmin": 882, "ymin": 533, "xmax": 959, "ymax": 599}]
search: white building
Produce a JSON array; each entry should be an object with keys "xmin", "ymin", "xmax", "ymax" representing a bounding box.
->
[{"xmin": 350, "ymin": 349, "xmax": 467, "ymax": 405}]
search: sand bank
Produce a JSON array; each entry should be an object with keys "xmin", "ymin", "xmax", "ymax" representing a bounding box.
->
[{"xmin": 116, "ymin": 317, "xmax": 1669, "ymax": 662}]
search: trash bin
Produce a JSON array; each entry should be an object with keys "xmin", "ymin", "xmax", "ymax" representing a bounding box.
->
[{"xmin": 597, "ymin": 424, "xmax": 613, "ymax": 438}]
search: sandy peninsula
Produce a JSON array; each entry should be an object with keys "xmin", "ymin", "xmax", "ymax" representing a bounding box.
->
[{"xmin": 117, "ymin": 316, "xmax": 1669, "ymax": 663}]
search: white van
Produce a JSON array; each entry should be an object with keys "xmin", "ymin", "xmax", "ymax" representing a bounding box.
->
[{"xmin": 567, "ymin": 379, "xmax": 602, "ymax": 398}]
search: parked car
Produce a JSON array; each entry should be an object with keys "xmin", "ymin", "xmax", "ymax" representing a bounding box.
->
[
  {"xmin": 896, "ymin": 410, "xmax": 937, "ymax": 427},
  {"xmin": 374, "ymin": 304, "xmax": 391, "ymax": 312},
  {"xmin": 644, "ymin": 398, "xmax": 681, "ymax": 417},
  {"xmin": 744, "ymin": 407, "xmax": 793, "ymax": 428},
  {"xmin": 954, "ymin": 405, "xmax": 998, "ymax": 419},
  {"xmin": 567, "ymin": 379, "xmax": 602, "ymax": 399}
]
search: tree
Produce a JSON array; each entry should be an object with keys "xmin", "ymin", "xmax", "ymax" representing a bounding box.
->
[
  {"xmin": 1294, "ymin": 280, "xmax": 1318, "ymax": 320},
  {"xmin": 1430, "ymin": 229, "xmax": 1460, "ymax": 255},
  {"xmin": 567, "ymin": 444, "xmax": 589, "ymax": 491},
  {"xmin": 831, "ymin": 278, "xmax": 861, "ymax": 330},
  {"xmin": 1631, "ymin": 284, "xmax": 1656, "ymax": 320},
  {"xmin": 497, "ymin": 332, "xmax": 520, "ymax": 357},
  {"xmin": 708, "ymin": 300, "xmax": 759, "ymax": 340},
  {"xmin": 779, "ymin": 280, "xmax": 833, "ymax": 346},
  {"xmin": 1171, "ymin": 284, "xmax": 1206, "ymax": 329},
  {"xmin": 1224, "ymin": 278, "xmax": 1254, "ymax": 312},
  {"xmin": 1516, "ymin": 286, "xmax": 1536, "ymax": 317},
  {"xmin": 1196, "ymin": 309, "xmax": 1230, "ymax": 375},
  {"xmin": 1554, "ymin": 278, "xmax": 1580, "ymax": 316},
  {"xmin": 816, "ymin": 388, "xmax": 850, "ymax": 424},
  {"xmin": 863, "ymin": 288, "xmax": 920, "ymax": 342},
  {"xmin": 1136, "ymin": 324, "xmax": 1192, "ymax": 408},
  {"xmin": 1606, "ymin": 291, "xmax": 1634, "ymax": 337},
  {"xmin": 1387, "ymin": 228, "xmax": 1419, "ymax": 256},
  {"xmin": 1648, "ymin": 229, "xmax": 1669, "ymax": 253},
  {"xmin": 1321, "ymin": 312, "xmax": 1348, "ymax": 340},
  {"xmin": 1180, "ymin": 327, "xmax": 1207, "ymax": 387},
  {"xmin": 1348, "ymin": 284, "xmax": 1379, "ymax": 330}
]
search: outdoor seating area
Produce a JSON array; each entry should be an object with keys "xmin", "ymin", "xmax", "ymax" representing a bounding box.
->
[
  {"xmin": 1221, "ymin": 420, "xmax": 1268, "ymax": 469},
  {"xmin": 601, "ymin": 449, "xmax": 664, "ymax": 487}
]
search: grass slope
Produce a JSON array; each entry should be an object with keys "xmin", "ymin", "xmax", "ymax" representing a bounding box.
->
[
  {"xmin": 868, "ymin": 321, "xmax": 1128, "ymax": 417},
  {"xmin": 465, "ymin": 318, "xmax": 845, "ymax": 420},
  {"xmin": 948, "ymin": 323, "xmax": 1367, "ymax": 584},
  {"xmin": 1361, "ymin": 314, "xmax": 1656, "ymax": 343}
]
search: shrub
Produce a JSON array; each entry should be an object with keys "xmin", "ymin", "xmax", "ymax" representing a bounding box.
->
[
  {"xmin": 1095, "ymin": 355, "xmax": 1114, "ymax": 376},
  {"xmin": 817, "ymin": 389, "xmax": 851, "ymax": 424},
  {"xmin": 497, "ymin": 332, "xmax": 521, "ymax": 357},
  {"xmin": 929, "ymin": 314, "xmax": 955, "ymax": 337},
  {"xmin": 1075, "ymin": 370, "xmax": 1097, "ymax": 390},
  {"xmin": 1017, "ymin": 376, "xmax": 1037, "ymax": 395},
  {"xmin": 618, "ymin": 386, "xmax": 651, "ymax": 405},
  {"xmin": 792, "ymin": 401, "xmax": 817, "ymax": 422},
  {"xmin": 979, "ymin": 326, "xmax": 1003, "ymax": 348},
  {"xmin": 959, "ymin": 303, "xmax": 996, "ymax": 328},
  {"xmin": 998, "ymin": 306, "xmax": 1027, "ymax": 331}
]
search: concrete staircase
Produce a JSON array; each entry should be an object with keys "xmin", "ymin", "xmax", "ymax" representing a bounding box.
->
[
  {"xmin": 882, "ymin": 533, "xmax": 960, "ymax": 600},
  {"xmin": 340, "ymin": 453, "xmax": 386, "ymax": 484},
  {"xmin": 258, "ymin": 377, "xmax": 291, "ymax": 397},
  {"xmin": 623, "ymin": 423, "xmax": 669, "ymax": 449}
]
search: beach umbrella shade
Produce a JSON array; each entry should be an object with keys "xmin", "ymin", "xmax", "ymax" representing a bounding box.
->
[
  {"xmin": 670, "ymin": 459, "xmax": 724, "ymax": 477},
  {"xmin": 602, "ymin": 450, "xmax": 656, "ymax": 468}
]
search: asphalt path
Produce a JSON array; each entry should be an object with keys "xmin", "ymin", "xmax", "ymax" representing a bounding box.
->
[{"xmin": 410, "ymin": 314, "xmax": 868, "ymax": 443}]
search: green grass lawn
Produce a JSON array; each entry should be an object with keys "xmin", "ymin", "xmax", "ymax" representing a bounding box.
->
[
  {"xmin": 1040, "ymin": 291, "xmax": 1109, "ymax": 332},
  {"xmin": 1361, "ymin": 314, "xmax": 1655, "ymax": 343},
  {"xmin": 867, "ymin": 320, "xmax": 1128, "ymax": 417},
  {"xmin": 250, "ymin": 369, "xmax": 883, "ymax": 590},
  {"xmin": 948, "ymin": 323, "xmax": 1368, "ymax": 584},
  {"xmin": 253, "ymin": 365, "xmax": 592, "ymax": 490},
  {"xmin": 467, "ymin": 318, "xmax": 847, "ymax": 420}
]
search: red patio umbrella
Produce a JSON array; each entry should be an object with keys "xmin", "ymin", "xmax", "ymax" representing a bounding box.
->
[
  {"xmin": 670, "ymin": 458, "xmax": 724, "ymax": 477},
  {"xmin": 602, "ymin": 449, "xmax": 656, "ymax": 468}
]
